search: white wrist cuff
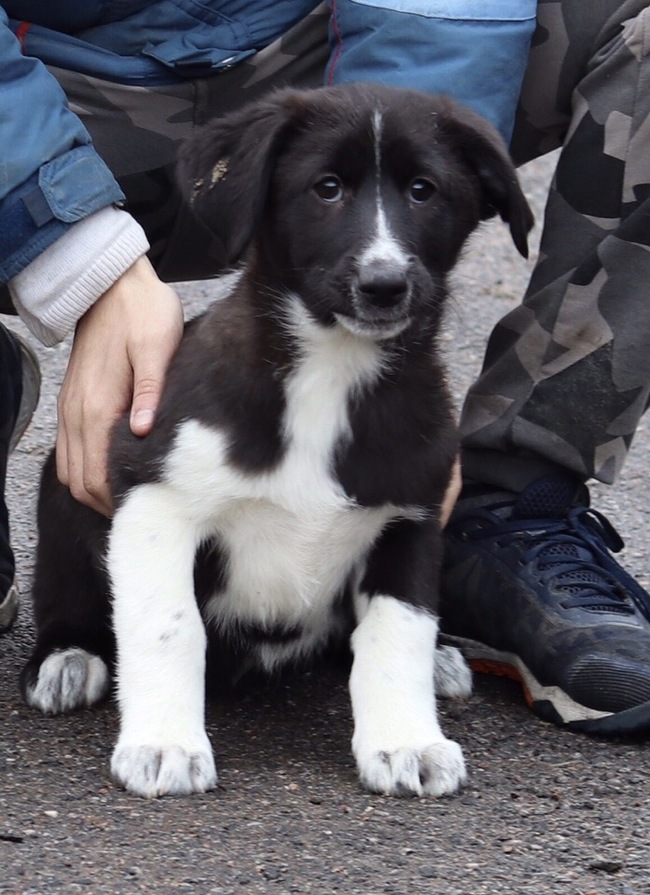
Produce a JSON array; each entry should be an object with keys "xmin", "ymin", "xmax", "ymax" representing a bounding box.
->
[{"xmin": 8, "ymin": 206, "xmax": 150, "ymax": 346}]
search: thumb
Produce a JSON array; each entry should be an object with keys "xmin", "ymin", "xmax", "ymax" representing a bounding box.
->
[
  {"xmin": 130, "ymin": 371, "xmax": 160, "ymax": 436},
  {"xmin": 124, "ymin": 274, "xmax": 184, "ymax": 438},
  {"xmin": 128, "ymin": 319, "xmax": 182, "ymax": 436}
]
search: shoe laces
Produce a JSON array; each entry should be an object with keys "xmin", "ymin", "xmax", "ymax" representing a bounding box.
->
[{"xmin": 459, "ymin": 504, "xmax": 637, "ymax": 616}]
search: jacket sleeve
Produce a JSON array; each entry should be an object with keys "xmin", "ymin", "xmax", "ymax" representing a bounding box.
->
[
  {"xmin": 0, "ymin": 8, "xmax": 125, "ymax": 284},
  {"xmin": 326, "ymin": 0, "xmax": 537, "ymax": 145}
]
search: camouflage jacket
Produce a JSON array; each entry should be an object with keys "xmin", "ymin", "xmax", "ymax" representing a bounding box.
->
[{"xmin": 0, "ymin": 0, "xmax": 536, "ymax": 284}]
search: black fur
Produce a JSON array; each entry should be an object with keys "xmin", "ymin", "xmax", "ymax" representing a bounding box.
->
[{"xmin": 22, "ymin": 83, "xmax": 532, "ymax": 699}]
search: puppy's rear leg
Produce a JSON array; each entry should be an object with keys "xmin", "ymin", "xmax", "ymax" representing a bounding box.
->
[
  {"xmin": 434, "ymin": 644, "xmax": 472, "ymax": 698},
  {"xmin": 21, "ymin": 455, "xmax": 113, "ymax": 714},
  {"xmin": 108, "ymin": 484, "xmax": 216, "ymax": 798}
]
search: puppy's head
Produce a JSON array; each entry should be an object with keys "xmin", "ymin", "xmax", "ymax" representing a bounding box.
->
[{"xmin": 178, "ymin": 83, "xmax": 533, "ymax": 340}]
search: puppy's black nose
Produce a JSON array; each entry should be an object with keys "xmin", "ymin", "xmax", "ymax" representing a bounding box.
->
[{"xmin": 356, "ymin": 264, "xmax": 409, "ymax": 308}]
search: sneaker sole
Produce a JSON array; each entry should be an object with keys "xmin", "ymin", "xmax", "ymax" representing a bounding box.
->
[
  {"xmin": 9, "ymin": 333, "xmax": 41, "ymax": 454},
  {"xmin": 442, "ymin": 634, "xmax": 650, "ymax": 736},
  {"xmin": 0, "ymin": 583, "xmax": 18, "ymax": 633}
]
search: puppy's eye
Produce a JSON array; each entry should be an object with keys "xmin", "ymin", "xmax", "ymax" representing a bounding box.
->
[
  {"xmin": 409, "ymin": 178, "xmax": 436, "ymax": 204},
  {"xmin": 313, "ymin": 176, "xmax": 344, "ymax": 203}
]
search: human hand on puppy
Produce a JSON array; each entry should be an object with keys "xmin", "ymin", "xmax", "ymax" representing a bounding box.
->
[
  {"xmin": 56, "ymin": 256, "xmax": 184, "ymax": 516},
  {"xmin": 440, "ymin": 456, "xmax": 462, "ymax": 529}
]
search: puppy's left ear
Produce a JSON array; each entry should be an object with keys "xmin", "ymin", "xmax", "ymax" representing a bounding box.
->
[
  {"xmin": 444, "ymin": 101, "xmax": 534, "ymax": 258},
  {"xmin": 177, "ymin": 89, "xmax": 306, "ymax": 264}
]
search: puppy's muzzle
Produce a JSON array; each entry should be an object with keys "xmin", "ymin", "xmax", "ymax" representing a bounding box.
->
[
  {"xmin": 338, "ymin": 259, "xmax": 413, "ymax": 339},
  {"xmin": 355, "ymin": 259, "xmax": 411, "ymax": 310}
]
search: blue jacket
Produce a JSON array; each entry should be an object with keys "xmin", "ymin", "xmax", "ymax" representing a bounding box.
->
[{"xmin": 0, "ymin": 0, "xmax": 537, "ymax": 283}]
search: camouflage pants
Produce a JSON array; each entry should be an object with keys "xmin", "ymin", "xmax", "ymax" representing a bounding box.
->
[
  {"xmin": 5, "ymin": 0, "xmax": 650, "ymax": 487},
  {"xmin": 463, "ymin": 0, "xmax": 650, "ymax": 488}
]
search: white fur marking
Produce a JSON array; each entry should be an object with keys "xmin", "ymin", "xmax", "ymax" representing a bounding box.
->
[
  {"xmin": 372, "ymin": 108, "xmax": 383, "ymax": 181},
  {"xmin": 107, "ymin": 298, "xmax": 440, "ymax": 796},
  {"xmin": 334, "ymin": 313, "xmax": 411, "ymax": 341},
  {"xmin": 434, "ymin": 645, "xmax": 473, "ymax": 699},
  {"xmin": 107, "ymin": 302, "xmax": 404, "ymax": 795},
  {"xmin": 354, "ymin": 593, "xmax": 472, "ymax": 699},
  {"xmin": 164, "ymin": 301, "xmax": 397, "ymax": 666},
  {"xmin": 108, "ymin": 485, "xmax": 216, "ymax": 797},
  {"xmin": 358, "ymin": 107, "xmax": 410, "ymax": 272},
  {"xmin": 350, "ymin": 596, "xmax": 466, "ymax": 796},
  {"xmin": 26, "ymin": 648, "xmax": 110, "ymax": 714}
]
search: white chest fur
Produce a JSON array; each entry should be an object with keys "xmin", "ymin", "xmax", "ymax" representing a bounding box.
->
[{"xmin": 156, "ymin": 306, "xmax": 400, "ymax": 655}]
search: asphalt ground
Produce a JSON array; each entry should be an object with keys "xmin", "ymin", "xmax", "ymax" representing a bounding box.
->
[{"xmin": 1, "ymin": 151, "xmax": 648, "ymax": 895}]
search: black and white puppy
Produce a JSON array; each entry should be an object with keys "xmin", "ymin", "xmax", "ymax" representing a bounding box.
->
[{"xmin": 21, "ymin": 83, "xmax": 532, "ymax": 799}]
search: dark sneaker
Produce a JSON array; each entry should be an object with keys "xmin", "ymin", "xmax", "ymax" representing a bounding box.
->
[
  {"xmin": 0, "ymin": 326, "xmax": 41, "ymax": 633},
  {"xmin": 440, "ymin": 473, "xmax": 650, "ymax": 735}
]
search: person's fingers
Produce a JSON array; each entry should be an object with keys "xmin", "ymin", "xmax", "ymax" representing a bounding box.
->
[
  {"xmin": 56, "ymin": 353, "xmax": 117, "ymax": 515},
  {"xmin": 128, "ymin": 332, "xmax": 182, "ymax": 438},
  {"xmin": 55, "ymin": 256, "xmax": 183, "ymax": 515},
  {"xmin": 440, "ymin": 456, "xmax": 462, "ymax": 529},
  {"xmin": 127, "ymin": 263, "xmax": 184, "ymax": 438},
  {"xmin": 54, "ymin": 409, "xmax": 69, "ymax": 489}
]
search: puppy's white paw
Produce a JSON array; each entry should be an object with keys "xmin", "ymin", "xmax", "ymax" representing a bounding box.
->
[
  {"xmin": 434, "ymin": 645, "xmax": 472, "ymax": 698},
  {"xmin": 111, "ymin": 739, "xmax": 217, "ymax": 798},
  {"xmin": 357, "ymin": 738, "xmax": 466, "ymax": 798},
  {"xmin": 25, "ymin": 648, "xmax": 110, "ymax": 714}
]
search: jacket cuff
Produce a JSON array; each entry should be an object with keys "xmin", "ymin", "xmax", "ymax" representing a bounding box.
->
[
  {"xmin": 0, "ymin": 145, "xmax": 126, "ymax": 282},
  {"xmin": 8, "ymin": 206, "xmax": 150, "ymax": 346}
]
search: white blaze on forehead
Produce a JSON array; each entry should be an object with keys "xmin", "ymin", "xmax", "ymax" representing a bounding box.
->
[
  {"xmin": 372, "ymin": 108, "xmax": 383, "ymax": 173},
  {"xmin": 360, "ymin": 107, "xmax": 410, "ymax": 269}
]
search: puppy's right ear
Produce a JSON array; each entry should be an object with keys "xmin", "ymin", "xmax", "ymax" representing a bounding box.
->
[{"xmin": 177, "ymin": 90, "xmax": 305, "ymax": 264}]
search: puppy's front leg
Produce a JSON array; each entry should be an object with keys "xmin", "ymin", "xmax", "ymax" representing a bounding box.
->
[
  {"xmin": 350, "ymin": 519, "xmax": 466, "ymax": 797},
  {"xmin": 108, "ymin": 484, "xmax": 216, "ymax": 798}
]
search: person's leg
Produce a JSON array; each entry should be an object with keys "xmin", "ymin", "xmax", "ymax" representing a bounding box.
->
[
  {"xmin": 463, "ymin": 0, "xmax": 650, "ymax": 488},
  {"xmin": 0, "ymin": 324, "xmax": 40, "ymax": 631},
  {"xmin": 47, "ymin": 4, "xmax": 330, "ymax": 283},
  {"xmin": 441, "ymin": 0, "xmax": 650, "ymax": 734}
]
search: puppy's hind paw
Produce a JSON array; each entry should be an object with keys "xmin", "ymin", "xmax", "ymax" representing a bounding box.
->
[
  {"xmin": 357, "ymin": 738, "xmax": 466, "ymax": 798},
  {"xmin": 22, "ymin": 648, "xmax": 110, "ymax": 714},
  {"xmin": 434, "ymin": 644, "xmax": 472, "ymax": 698},
  {"xmin": 111, "ymin": 741, "xmax": 217, "ymax": 798}
]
